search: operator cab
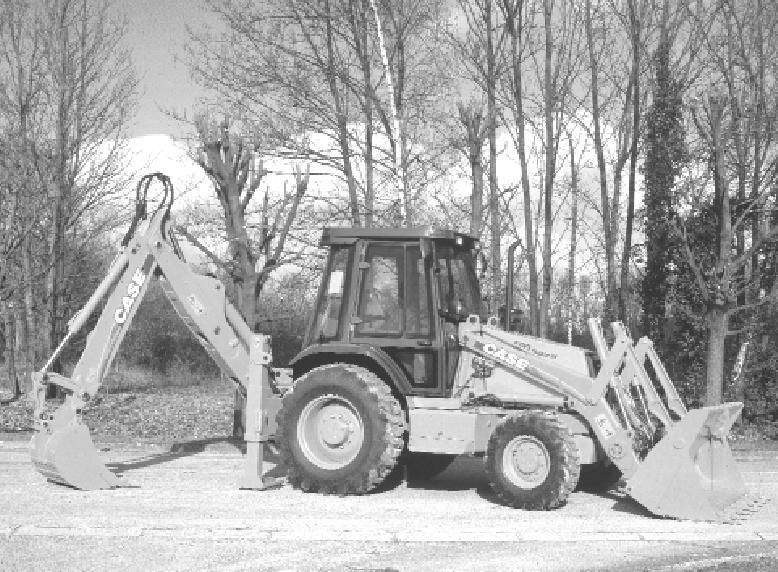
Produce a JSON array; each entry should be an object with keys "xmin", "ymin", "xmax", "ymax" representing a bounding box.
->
[{"xmin": 304, "ymin": 227, "xmax": 482, "ymax": 397}]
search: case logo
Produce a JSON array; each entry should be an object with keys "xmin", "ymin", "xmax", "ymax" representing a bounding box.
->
[
  {"xmin": 482, "ymin": 342, "xmax": 529, "ymax": 371},
  {"xmin": 115, "ymin": 267, "xmax": 146, "ymax": 324}
]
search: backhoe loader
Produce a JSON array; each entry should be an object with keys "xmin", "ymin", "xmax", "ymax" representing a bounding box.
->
[{"xmin": 31, "ymin": 173, "xmax": 749, "ymax": 520}]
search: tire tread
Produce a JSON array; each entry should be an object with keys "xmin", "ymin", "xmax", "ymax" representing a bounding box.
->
[
  {"xmin": 277, "ymin": 363, "xmax": 404, "ymax": 495},
  {"xmin": 485, "ymin": 409, "xmax": 580, "ymax": 510}
]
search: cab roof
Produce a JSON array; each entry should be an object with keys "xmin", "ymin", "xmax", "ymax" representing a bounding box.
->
[{"xmin": 320, "ymin": 226, "xmax": 478, "ymax": 247}]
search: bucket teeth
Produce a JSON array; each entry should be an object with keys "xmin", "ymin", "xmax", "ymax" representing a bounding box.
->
[{"xmin": 720, "ymin": 494, "xmax": 771, "ymax": 524}]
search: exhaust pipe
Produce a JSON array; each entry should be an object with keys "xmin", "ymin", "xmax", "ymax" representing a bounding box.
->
[{"xmin": 505, "ymin": 240, "xmax": 522, "ymax": 331}]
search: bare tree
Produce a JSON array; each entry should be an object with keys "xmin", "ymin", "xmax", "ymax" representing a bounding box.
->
[
  {"xmin": 0, "ymin": 0, "xmax": 134, "ymax": 394},
  {"xmin": 457, "ymin": 101, "xmax": 488, "ymax": 238},
  {"xmin": 566, "ymin": 132, "xmax": 579, "ymax": 343},
  {"xmin": 500, "ymin": 0, "xmax": 539, "ymax": 333},
  {"xmin": 39, "ymin": 0, "xmax": 137, "ymax": 362},
  {"xmin": 453, "ymin": 0, "xmax": 508, "ymax": 315},
  {"xmin": 192, "ymin": 119, "xmax": 309, "ymax": 330},
  {"xmin": 677, "ymin": 0, "xmax": 778, "ymax": 405},
  {"xmin": 190, "ymin": 117, "xmax": 308, "ymax": 436},
  {"xmin": 191, "ymin": 0, "xmax": 448, "ymax": 228},
  {"xmin": 0, "ymin": 0, "xmax": 45, "ymax": 391},
  {"xmin": 582, "ymin": 0, "xmax": 634, "ymax": 324},
  {"xmin": 618, "ymin": 0, "xmax": 644, "ymax": 322}
]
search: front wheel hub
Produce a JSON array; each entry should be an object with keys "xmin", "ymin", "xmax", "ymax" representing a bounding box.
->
[
  {"xmin": 503, "ymin": 435, "xmax": 551, "ymax": 488},
  {"xmin": 320, "ymin": 414, "xmax": 353, "ymax": 447}
]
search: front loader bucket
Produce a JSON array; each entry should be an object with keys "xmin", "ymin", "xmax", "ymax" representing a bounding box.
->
[
  {"xmin": 30, "ymin": 401, "xmax": 120, "ymax": 490},
  {"xmin": 625, "ymin": 402, "xmax": 745, "ymax": 521}
]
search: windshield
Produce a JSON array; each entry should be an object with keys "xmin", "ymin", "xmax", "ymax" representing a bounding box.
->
[{"xmin": 436, "ymin": 244, "xmax": 482, "ymax": 320}]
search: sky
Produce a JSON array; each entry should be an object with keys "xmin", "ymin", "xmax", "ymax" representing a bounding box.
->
[{"xmin": 117, "ymin": 0, "xmax": 213, "ymax": 138}]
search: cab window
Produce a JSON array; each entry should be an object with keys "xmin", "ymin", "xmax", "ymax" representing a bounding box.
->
[{"xmin": 355, "ymin": 244, "xmax": 432, "ymax": 338}]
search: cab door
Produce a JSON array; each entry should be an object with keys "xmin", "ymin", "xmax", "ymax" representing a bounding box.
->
[
  {"xmin": 350, "ymin": 241, "xmax": 444, "ymax": 396},
  {"xmin": 433, "ymin": 242, "xmax": 484, "ymax": 393}
]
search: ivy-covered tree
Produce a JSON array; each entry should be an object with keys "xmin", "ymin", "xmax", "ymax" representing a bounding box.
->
[{"xmin": 641, "ymin": 22, "xmax": 687, "ymax": 354}]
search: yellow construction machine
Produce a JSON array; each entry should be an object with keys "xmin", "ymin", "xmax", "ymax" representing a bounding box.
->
[{"xmin": 31, "ymin": 173, "xmax": 748, "ymax": 520}]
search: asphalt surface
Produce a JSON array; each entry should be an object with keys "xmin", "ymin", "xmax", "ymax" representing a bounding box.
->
[{"xmin": 1, "ymin": 434, "xmax": 777, "ymax": 571}]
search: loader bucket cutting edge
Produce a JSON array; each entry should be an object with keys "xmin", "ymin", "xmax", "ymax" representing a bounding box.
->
[
  {"xmin": 625, "ymin": 402, "xmax": 745, "ymax": 521},
  {"xmin": 30, "ymin": 419, "xmax": 120, "ymax": 490}
]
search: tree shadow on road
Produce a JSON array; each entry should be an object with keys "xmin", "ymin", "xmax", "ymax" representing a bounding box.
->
[{"xmin": 106, "ymin": 437, "xmax": 285, "ymax": 480}]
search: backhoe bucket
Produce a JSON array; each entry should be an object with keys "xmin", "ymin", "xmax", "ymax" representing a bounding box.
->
[
  {"xmin": 625, "ymin": 402, "xmax": 745, "ymax": 521},
  {"xmin": 30, "ymin": 400, "xmax": 120, "ymax": 490}
]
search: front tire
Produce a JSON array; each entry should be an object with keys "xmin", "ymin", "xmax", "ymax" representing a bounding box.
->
[
  {"xmin": 276, "ymin": 364, "xmax": 405, "ymax": 494},
  {"xmin": 485, "ymin": 411, "xmax": 580, "ymax": 510}
]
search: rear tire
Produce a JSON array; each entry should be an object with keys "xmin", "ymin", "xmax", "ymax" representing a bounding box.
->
[
  {"xmin": 485, "ymin": 411, "xmax": 580, "ymax": 510},
  {"xmin": 276, "ymin": 364, "xmax": 405, "ymax": 494}
]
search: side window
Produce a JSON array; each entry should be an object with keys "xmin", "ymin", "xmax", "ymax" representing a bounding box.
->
[
  {"xmin": 356, "ymin": 245, "xmax": 402, "ymax": 336},
  {"xmin": 312, "ymin": 247, "xmax": 349, "ymax": 340}
]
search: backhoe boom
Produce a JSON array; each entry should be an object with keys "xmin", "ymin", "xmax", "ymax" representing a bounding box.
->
[{"xmin": 31, "ymin": 173, "xmax": 280, "ymax": 490}]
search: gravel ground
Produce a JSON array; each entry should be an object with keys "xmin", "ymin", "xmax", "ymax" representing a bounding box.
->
[
  {"xmin": 2, "ymin": 387, "xmax": 778, "ymax": 570},
  {"xmin": 2, "ymin": 430, "xmax": 778, "ymax": 571}
]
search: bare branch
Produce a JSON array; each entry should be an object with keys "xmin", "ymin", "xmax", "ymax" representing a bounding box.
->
[{"xmin": 174, "ymin": 226, "xmax": 230, "ymax": 274}]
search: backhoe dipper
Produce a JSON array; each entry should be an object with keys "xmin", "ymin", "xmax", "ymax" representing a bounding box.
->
[{"xmin": 31, "ymin": 173, "xmax": 748, "ymax": 521}]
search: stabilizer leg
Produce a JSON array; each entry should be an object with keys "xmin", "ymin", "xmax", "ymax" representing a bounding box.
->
[{"xmin": 239, "ymin": 335, "xmax": 283, "ymax": 490}]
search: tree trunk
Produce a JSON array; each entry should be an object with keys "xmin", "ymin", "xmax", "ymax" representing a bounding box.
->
[
  {"xmin": 568, "ymin": 135, "xmax": 578, "ymax": 344},
  {"xmin": 370, "ymin": 0, "xmax": 409, "ymax": 223},
  {"xmin": 619, "ymin": 0, "xmax": 640, "ymax": 323},
  {"xmin": 21, "ymin": 235, "xmax": 36, "ymax": 391},
  {"xmin": 45, "ymin": 197, "xmax": 65, "ymax": 375},
  {"xmin": 485, "ymin": 0, "xmax": 500, "ymax": 315},
  {"xmin": 539, "ymin": 0, "xmax": 555, "ymax": 338},
  {"xmin": 364, "ymin": 107, "xmax": 374, "ymax": 227},
  {"xmin": 471, "ymin": 149, "xmax": 485, "ymax": 239},
  {"xmin": 1, "ymin": 301, "xmax": 18, "ymax": 398},
  {"xmin": 505, "ymin": 0, "xmax": 539, "ymax": 334},
  {"xmin": 325, "ymin": 0, "xmax": 361, "ymax": 226},
  {"xmin": 705, "ymin": 307, "xmax": 727, "ymax": 406},
  {"xmin": 584, "ymin": 0, "xmax": 615, "ymax": 323},
  {"xmin": 459, "ymin": 103, "xmax": 485, "ymax": 238},
  {"xmin": 359, "ymin": 0, "xmax": 374, "ymax": 227},
  {"xmin": 707, "ymin": 96, "xmax": 731, "ymax": 407}
]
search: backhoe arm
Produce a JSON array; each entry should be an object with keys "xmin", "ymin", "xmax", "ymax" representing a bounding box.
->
[{"xmin": 31, "ymin": 173, "xmax": 279, "ymax": 490}]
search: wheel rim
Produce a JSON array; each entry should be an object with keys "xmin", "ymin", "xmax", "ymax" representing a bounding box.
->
[
  {"xmin": 502, "ymin": 435, "xmax": 551, "ymax": 488},
  {"xmin": 297, "ymin": 394, "xmax": 365, "ymax": 470}
]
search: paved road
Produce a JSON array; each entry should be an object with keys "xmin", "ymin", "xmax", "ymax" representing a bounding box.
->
[{"xmin": 1, "ymin": 434, "xmax": 777, "ymax": 571}]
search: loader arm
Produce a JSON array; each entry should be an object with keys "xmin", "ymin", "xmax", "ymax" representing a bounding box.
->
[
  {"xmin": 457, "ymin": 318, "xmax": 644, "ymax": 481},
  {"xmin": 31, "ymin": 173, "xmax": 279, "ymax": 490},
  {"xmin": 456, "ymin": 316, "xmax": 746, "ymax": 521}
]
